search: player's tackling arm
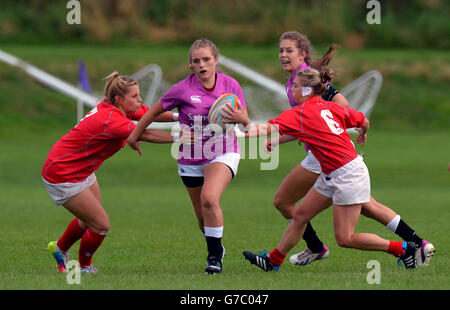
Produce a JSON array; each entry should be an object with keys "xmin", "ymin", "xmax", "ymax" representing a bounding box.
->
[
  {"xmin": 139, "ymin": 129, "xmax": 174, "ymax": 143},
  {"xmin": 127, "ymin": 100, "xmax": 166, "ymax": 155},
  {"xmin": 355, "ymin": 118, "xmax": 370, "ymax": 146},
  {"xmin": 244, "ymin": 123, "xmax": 279, "ymax": 138},
  {"xmin": 153, "ymin": 111, "xmax": 179, "ymax": 122},
  {"xmin": 344, "ymin": 106, "xmax": 370, "ymax": 146}
]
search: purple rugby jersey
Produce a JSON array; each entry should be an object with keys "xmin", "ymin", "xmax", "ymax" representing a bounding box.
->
[
  {"xmin": 285, "ymin": 63, "xmax": 312, "ymax": 153},
  {"xmin": 161, "ymin": 72, "xmax": 247, "ymax": 165},
  {"xmin": 285, "ymin": 62, "xmax": 310, "ymax": 108}
]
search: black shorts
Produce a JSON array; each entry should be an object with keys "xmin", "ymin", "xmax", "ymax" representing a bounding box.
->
[{"xmin": 181, "ymin": 166, "xmax": 235, "ymax": 188}]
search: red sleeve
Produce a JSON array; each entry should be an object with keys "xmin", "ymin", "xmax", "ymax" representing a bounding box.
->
[
  {"xmin": 106, "ymin": 112, "xmax": 137, "ymax": 139},
  {"xmin": 127, "ymin": 104, "xmax": 149, "ymax": 121},
  {"xmin": 343, "ymin": 107, "xmax": 366, "ymax": 128},
  {"xmin": 268, "ymin": 108, "xmax": 300, "ymax": 136}
]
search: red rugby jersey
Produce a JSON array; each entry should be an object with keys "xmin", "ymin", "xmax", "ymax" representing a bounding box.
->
[
  {"xmin": 42, "ymin": 100, "xmax": 149, "ymax": 183},
  {"xmin": 268, "ymin": 96, "xmax": 366, "ymax": 174}
]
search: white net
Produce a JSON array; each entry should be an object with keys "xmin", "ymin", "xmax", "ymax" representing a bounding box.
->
[
  {"xmin": 340, "ymin": 70, "xmax": 383, "ymax": 118},
  {"xmin": 239, "ymin": 85, "xmax": 289, "ymax": 122},
  {"xmin": 0, "ymin": 49, "xmax": 381, "ymax": 129},
  {"xmin": 135, "ymin": 62, "xmax": 382, "ymax": 129}
]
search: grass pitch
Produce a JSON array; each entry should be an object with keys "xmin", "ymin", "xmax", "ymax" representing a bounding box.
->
[
  {"xmin": 0, "ymin": 44, "xmax": 448, "ymax": 294},
  {"xmin": 0, "ymin": 129, "xmax": 448, "ymax": 291}
]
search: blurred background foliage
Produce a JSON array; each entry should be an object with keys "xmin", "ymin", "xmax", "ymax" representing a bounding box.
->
[
  {"xmin": 0, "ymin": 0, "xmax": 449, "ymax": 131},
  {"xmin": 0, "ymin": 0, "xmax": 448, "ymax": 48}
]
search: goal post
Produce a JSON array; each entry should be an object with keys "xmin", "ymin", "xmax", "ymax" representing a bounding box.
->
[{"xmin": 0, "ymin": 49, "xmax": 382, "ymax": 131}]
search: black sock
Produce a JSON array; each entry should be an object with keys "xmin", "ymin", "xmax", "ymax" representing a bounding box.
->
[
  {"xmin": 205, "ymin": 236, "xmax": 223, "ymax": 259},
  {"xmin": 302, "ymin": 222, "xmax": 324, "ymax": 253},
  {"xmin": 395, "ymin": 220, "xmax": 423, "ymax": 246}
]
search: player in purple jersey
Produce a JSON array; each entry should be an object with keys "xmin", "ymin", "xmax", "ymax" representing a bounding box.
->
[
  {"xmin": 127, "ymin": 39, "xmax": 248, "ymax": 274},
  {"xmin": 265, "ymin": 31, "xmax": 434, "ymax": 267}
]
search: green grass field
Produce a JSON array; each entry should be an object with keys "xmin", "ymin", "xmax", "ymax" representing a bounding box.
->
[
  {"xmin": 0, "ymin": 128, "xmax": 448, "ymax": 290},
  {"xmin": 0, "ymin": 45, "xmax": 448, "ymax": 292}
]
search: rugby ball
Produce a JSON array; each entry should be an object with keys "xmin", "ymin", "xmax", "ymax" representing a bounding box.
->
[{"xmin": 208, "ymin": 93, "xmax": 240, "ymax": 132}]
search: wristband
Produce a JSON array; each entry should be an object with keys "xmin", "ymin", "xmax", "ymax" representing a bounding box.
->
[
  {"xmin": 172, "ymin": 132, "xmax": 180, "ymax": 142},
  {"xmin": 173, "ymin": 112, "xmax": 179, "ymax": 121},
  {"xmin": 322, "ymin": 84, "xmax": 339, "ymax": 101}
]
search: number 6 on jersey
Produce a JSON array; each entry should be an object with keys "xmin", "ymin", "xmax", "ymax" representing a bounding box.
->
[{"xmin": 320, "ymin": 109, "xmax": 344, "ymax": 135}]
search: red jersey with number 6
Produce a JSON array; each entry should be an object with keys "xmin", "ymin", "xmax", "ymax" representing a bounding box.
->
[
  {"xmin": 42, "ymin": 100, "xmax": 149, "ymax": 184},
  {"xmin": 268, "ymin": 96, "xmax": 366, "ymax": 174}
]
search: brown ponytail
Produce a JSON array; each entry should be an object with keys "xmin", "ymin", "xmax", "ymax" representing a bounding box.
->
[
  {"xmin": 279, "ymin": 31, "xmax": 338, "ymax": 70},
  {"xmin": 103, "ymin": 71, "xmax": 137, "ymax": 105},
  {"xmin": 310, "ymin": 44, "xmax": 339, "ymax": 69}
]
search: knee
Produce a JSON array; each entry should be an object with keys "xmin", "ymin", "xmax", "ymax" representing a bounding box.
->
[
  {"xmin": 273, "ymin": 194, "xmax": 290, "ymax": 211},
  {"xmin": 335, "ymin": 233, "xmax": 353, "ymax": 248},
  {"xmin": 273, "ymin": 195, "xmax": 283, "ymax": 210},
  {"xmin": 201, "ymin": 193, "xmax": 219, "ymax": 210},
  {"xmin": 90, "ymin": 216, "xmax": 110, "ymax": 234},
  {"xmin": 292, "ymin": 207, "xmax": 310, "ymax": 225}
]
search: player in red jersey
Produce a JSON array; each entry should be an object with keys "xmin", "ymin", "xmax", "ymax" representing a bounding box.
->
[
  {"xmin": 224, "ymin": 68, "xmax": 418, "ymax": 270},
  {"xmin": 255, "ymin": 31, "xmax": 434, "ymax": 267},
  {"xmin": 43, "ymin": 72, "xmax": 178, "ymax": 274}
]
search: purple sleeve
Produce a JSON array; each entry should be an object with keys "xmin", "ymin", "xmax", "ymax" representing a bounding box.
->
[
  {"xmin": 160, "ymin": 83, "xmax": 183, "ymax": 111},
  {"xmin": 233, "ymin": 82, "xmax": 247, "ymax": 109}
]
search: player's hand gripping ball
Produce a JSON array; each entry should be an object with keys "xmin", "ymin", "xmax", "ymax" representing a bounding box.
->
[{"xmin": 208, "ymin": 93, "xmax": 240, "ymax": 133}]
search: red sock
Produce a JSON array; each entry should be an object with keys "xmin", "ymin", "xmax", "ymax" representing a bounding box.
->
[
  {"xmin": 268, "ymin": 248, "xmax": 286, "ymax": 266},
  {"xmin": 57, "ymin": 218, "xmax": 87, "ymax": 253},
  {"xmin": 388, "ymin": 241, "xmax": 405, "ymax": 258},
  {"xmin": 78, "ymin": 228, "xmax": 107, "ymax": 268}
]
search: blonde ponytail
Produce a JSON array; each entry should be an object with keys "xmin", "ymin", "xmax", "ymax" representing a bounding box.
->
[
  {"xmin": 103, "ymin": 71, "xmax": 137, "ymax": 105},
  {"xmin": 297, "ymin": 68, "xmax": 334, "ymax": 96}
]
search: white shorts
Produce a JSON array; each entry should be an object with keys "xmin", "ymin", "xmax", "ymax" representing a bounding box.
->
[
  {"xmin": 178, "ymin": 152, "xmax": 240, "ymax": 177},
  {"xmin": 42, "ymin": 173, "xmax": 97, "ymax": 206},
  {"xmin": 313, "ymin": 156, "xmax": 370, "ymax": 205},
  {"xmin": 301, "ymin": 150, "xmax": 322, "ymax": 174}
]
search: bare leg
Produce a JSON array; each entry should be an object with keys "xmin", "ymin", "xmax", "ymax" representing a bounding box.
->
[
  {"xmin": 361, "ymin": 196, "xmax": 397, "ymax": 225},
  {"xmin": 273, "ymin": 163, "xmax": 319, "ymax": 219},
  {"xmin": 63, "ymin": 180, "xmax": 109, "ymax": 234},
  {"xmin": 62, "ymin": 180, "xmax": 108, "ymax": 268},
  {"xmin": 201, "ymin": 162, "xmax": 232, "ymax": 228},
  {"xmin": 185, "ymin": 185, "xmax": 205, "ymax": 233},
  {"xmin": 334, "ymin": 203, "xmax": 389, "ymax": 251},
  {"xmin": 276, "ymin": 188, "xmax": 331, "ymax": 254}
]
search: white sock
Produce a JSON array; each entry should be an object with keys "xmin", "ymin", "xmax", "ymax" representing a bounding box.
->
[
  {"xmin": 386, "ymin": 215, "xmax": 401, "ymax": 232},
  {"xmin": 204, "ymin": 226, "xmax": 223, "ymax": 238},
  {"xmin": 287, "ymin": 218, "xmax": 293, "ymax": 224}
]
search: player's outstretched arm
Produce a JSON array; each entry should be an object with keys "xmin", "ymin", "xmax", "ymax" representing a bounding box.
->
[
  {"xmin": 265, "ymin": 135, "xmax": 297, "ymax": 153},
  {"xmin": 127, "ymin": 100, "xmax": 166, "ymax": 155},
  {"xmin": 153, "ymin": 111, "xmax": 179, "ymax": 122},
  {"xmin": 139, "ymin": 127, "xmax": 195, "ymax": 145},
  {"xmin": 139, "ymin": 129, "xmax": 173, "ymax": 143},
  {"xmin": 245, "ymin": 123, "xmax": 279, "ymax": 138},
  {"xmin": 355, "ymin": 118, "xmax": 370, "ymax": 146}
]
